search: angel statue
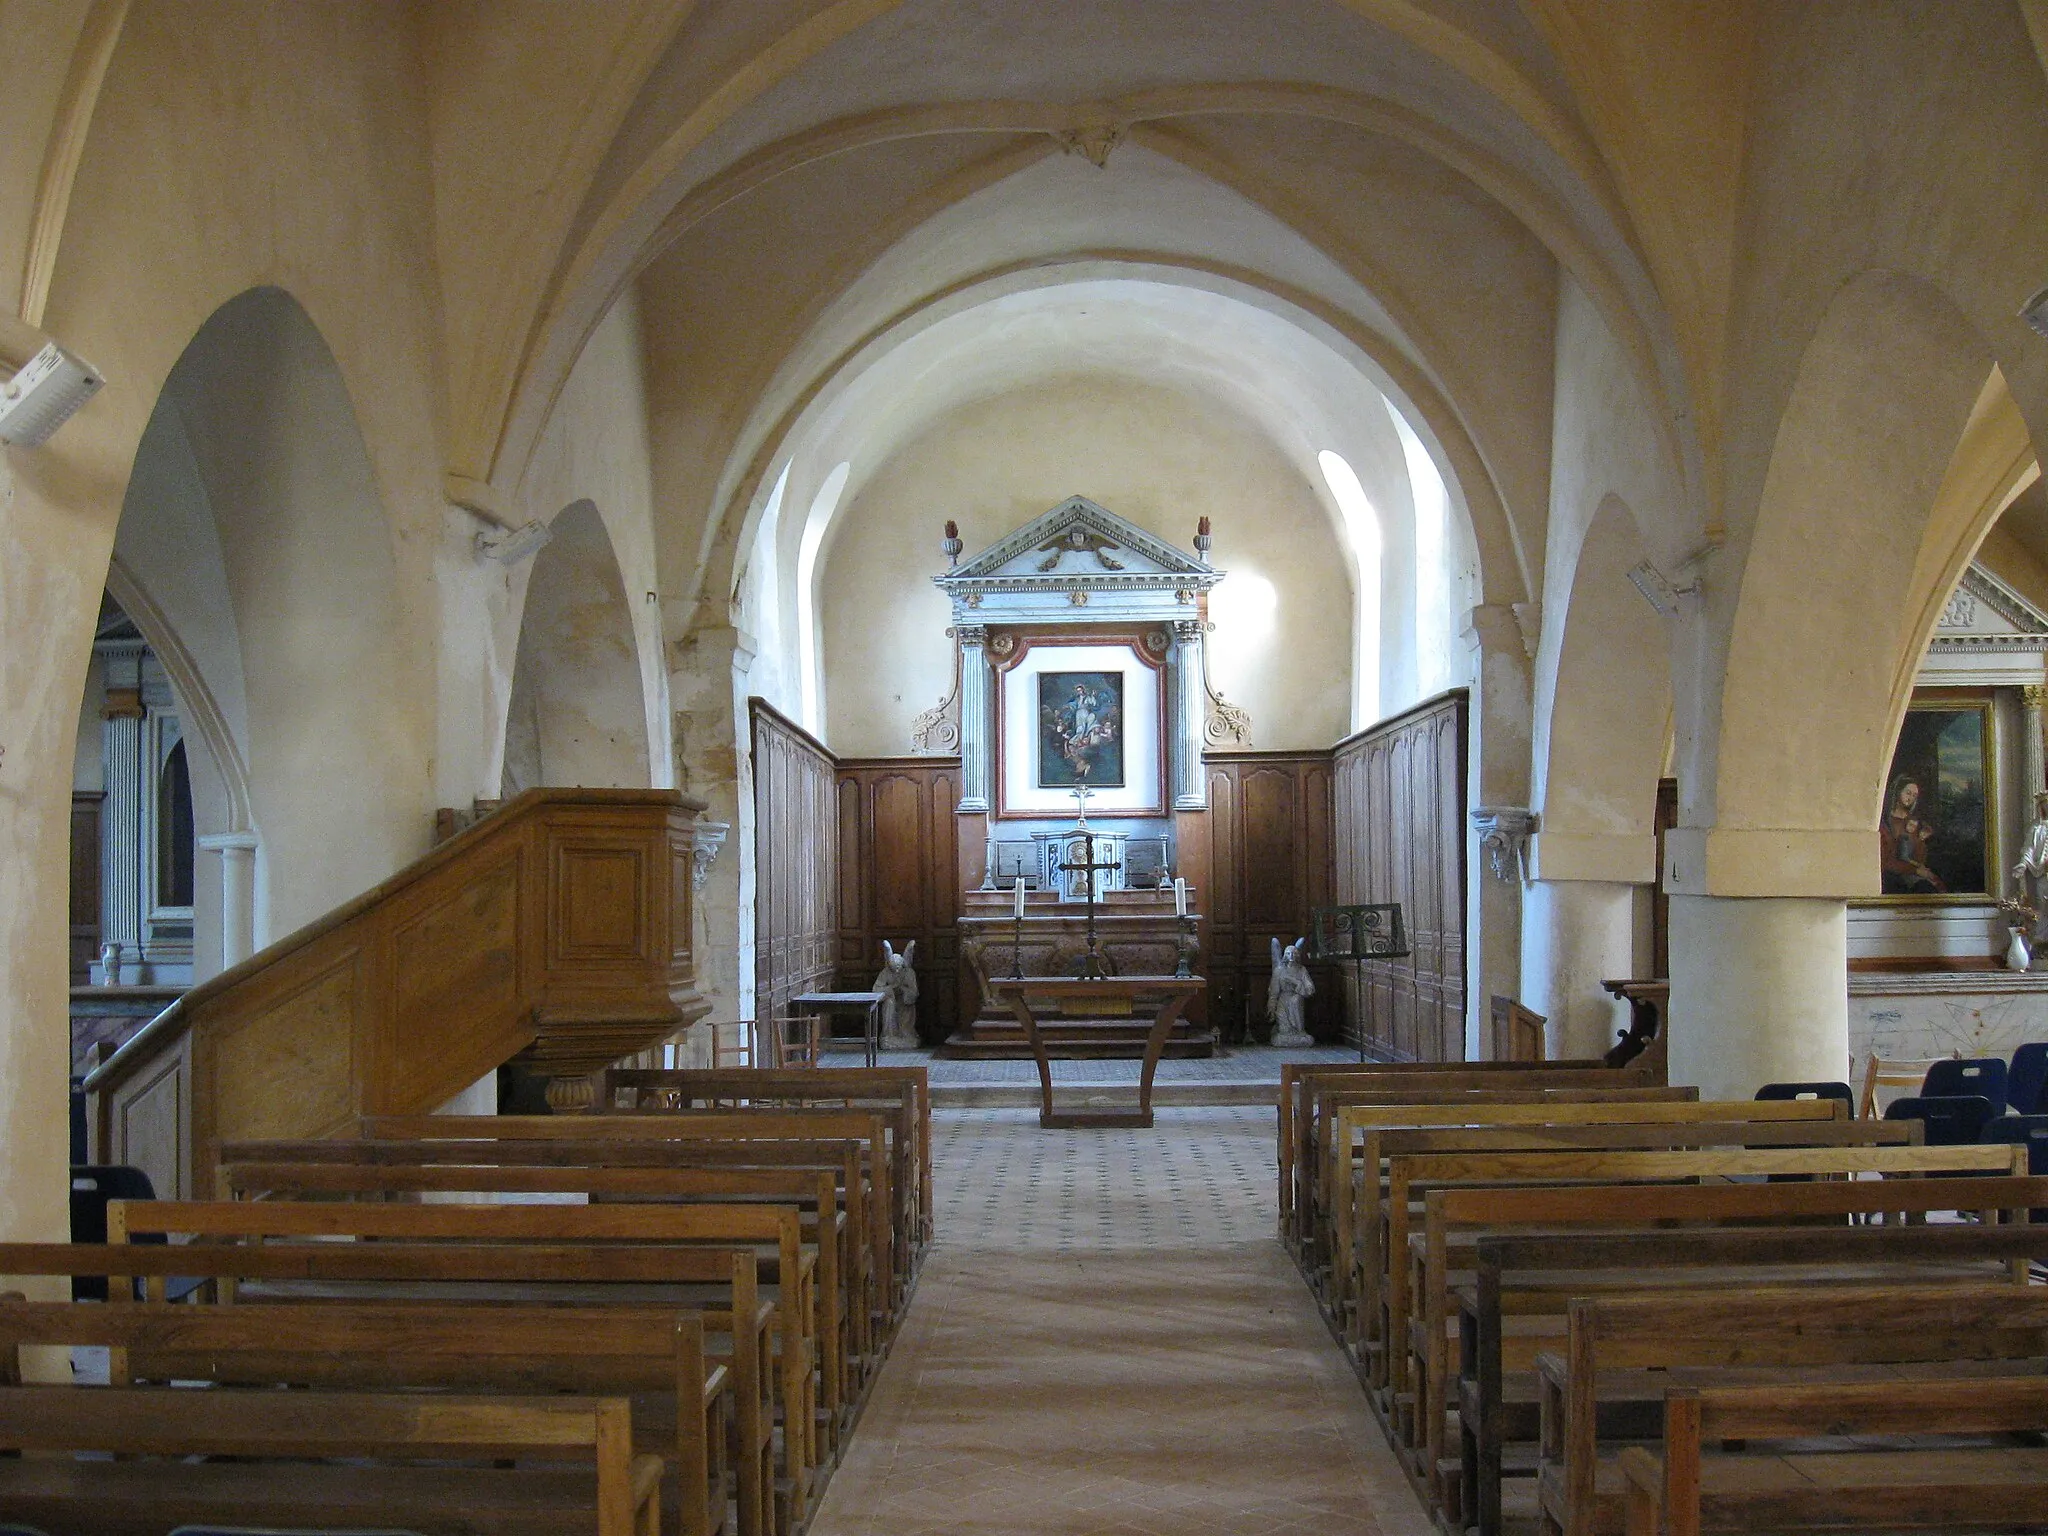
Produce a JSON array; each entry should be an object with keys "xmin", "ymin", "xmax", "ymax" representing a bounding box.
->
[
  {"xmin": 873, "ymin": 940, "xmax": 920, "ymax": 1049},
  {"xmin": 2013, "ymin": 789, "xmax": 2048, "ymax": 969},
  {"xmin": 1266, "ymin": 937, "xmax": 1315, "ymax": 1047}
]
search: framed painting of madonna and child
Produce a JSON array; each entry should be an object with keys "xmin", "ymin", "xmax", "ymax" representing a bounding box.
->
[{"xmin": 1878, "ymin": 691, "xmax": 1995, "ymax": 900}]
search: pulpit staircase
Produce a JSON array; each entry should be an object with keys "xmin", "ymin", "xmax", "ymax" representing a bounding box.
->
[{"xmin": 83, "ymin": 788, "xmax": 709, "ymax": 1199}]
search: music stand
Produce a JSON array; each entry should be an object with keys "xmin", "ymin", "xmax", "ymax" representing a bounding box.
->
[{"xmin": 1307, "ymin": 903, "xmax": 1411, "ymax": 1061}]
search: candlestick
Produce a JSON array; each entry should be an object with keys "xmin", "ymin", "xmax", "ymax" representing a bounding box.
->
[
  {"xmin": 1013, "ymin": 876, "xmax": 1026, "ymax": 920},
  {"xmin": 1174, "ymin": 876, "xmax": 1187, "ymax": 917}
]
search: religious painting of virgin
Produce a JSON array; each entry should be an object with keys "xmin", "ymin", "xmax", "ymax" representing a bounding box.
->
[
  {"xmin": 1038, "ymin": 671, "xmax": 1125, "ymax": 788},
  {"xmin": 1878, "ymin": 695, "xmax": 1995, "ymax": 899}
]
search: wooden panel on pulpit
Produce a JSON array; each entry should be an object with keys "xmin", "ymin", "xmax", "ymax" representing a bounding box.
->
[
  {"xmin": 1332, "ymin": 690, "xmax": 1468, "ymax": 1061},
  {"xmin": 1200, "ymin": 752, "xmax": 1337, "ymax": 1043},
  {"xmin": 834, "ymin": 757, "xmax": 961, "ymax": 1043},
  {"xmin": 752, "ymin": 700, "xmax": 838, "ymax": 1028}
]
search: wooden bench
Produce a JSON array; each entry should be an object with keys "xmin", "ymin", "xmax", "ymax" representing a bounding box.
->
[
  {"xmin": 1278, "ymin": 1059, "xmax": 1658, "ymax": 1235},
  {"xmin": 110, "ymin": 1202, "xmax": 788, "ymax": 1536},
  {"xmin": 1291, "ymin": 1073, "xmax": 1681, "ymax": 1254},
  {"xmin": 1393, "ymin": 1143, "xmax": 2027, "ymax": 1487},
  {"xmin": 1461, "ymin": 1214, "xmax": 2048, "ymax": 1536},
  {"xmin": 0, "ymin": 1382, "xmax": 659, "ymax": 1535},
  {"xmin": 1346, "ymin": 1115, "xmax": 1917, "ymax": 1363},
  {"xmin": 217, "ymin": 1152, "xmax": 862, "ymax": 1454},
  {"xmin": 1321, "ymin": 1097, "xmax": 1837, "ymax": 1315},
  {"xmin": 1534, "ymin": 1273, "xmax": 2048, "ymax": 1535},
  {"xmin": 1620, "ymin": 1375, "xmax": 2048, "ymax": 1535},
  {"xmin": 602, "ymin": 1066, "xmax": 933, "ymax": 1249},
  {"xmin": 365, "ymin": 1111, "xmax": 905, "ymax": 1311},
  {"xmin": 0, "ymin": 1300, "xmax": 676, "ymax": 1536}
]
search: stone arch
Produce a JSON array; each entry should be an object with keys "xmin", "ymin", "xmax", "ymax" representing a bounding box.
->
[
  {"xmin": 1523, "ymin": 492, "xmax": 1671, "ymax": 1057},
  {"xmin": 133, "ymin": 285, "xmax": 426, "ymax": 940},
  {"xmin": 1708, "ymin": 273, "xmax": 2008, "ymax": 881},
  {"xmin": 501, "ymin": 500, "xmax": 653, "ymax": 795}
]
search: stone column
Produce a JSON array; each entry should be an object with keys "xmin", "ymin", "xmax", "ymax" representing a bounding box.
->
[
  {"xmin": 1462, "ymin": 604, "xmax": 1535, "ymax": 1057},
  {"xmin": 1668, "ymin": 894, "xmax": 1851, "ymax": 1098},
  {"xmin": 957, "ymin": 624, "xmax": 992, "ymax": 813},
  {"xmin": 668, "ymin": 611, "xmax": 750, "ymax": 1038},
  {"xmin": 1519, "ymin": 879, "xmax": 1635, "ymax": 1059},
  {"xmin": 98, "ymin": 673, "xmax": 146, "ymax": 984},
  {"xmin": 1170, "ymin": 619, "xmax": 1206, "ymax": 810},
  {"xmin": 198, "ymin": 832, "xmax": 258, "ymax": 970},
  {"xmin": 2025, "ymin": 685, "xmax": 2046, "ymax": 804}
]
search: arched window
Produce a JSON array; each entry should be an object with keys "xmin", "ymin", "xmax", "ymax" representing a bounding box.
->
[{"xmin": 158, "ymin": 738, "xmax": 194, "ymax": 909}]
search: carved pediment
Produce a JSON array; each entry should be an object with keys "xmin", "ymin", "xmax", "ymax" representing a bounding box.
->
[
  {"xmin": 938, "ymin": 497, "xmax": 1220, "ymax": 592},
  {"xmin": 1930, "ymin": 564, "xmax": 2048, "ymax": 652}
]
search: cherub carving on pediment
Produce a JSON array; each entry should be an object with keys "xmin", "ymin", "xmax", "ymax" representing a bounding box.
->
[{"xmin": 1034, "ymin": 527, "xmax": 1126, "ymax": 572}]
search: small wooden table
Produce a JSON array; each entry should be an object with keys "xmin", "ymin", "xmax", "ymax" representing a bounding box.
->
[
  {"xmin": 988, "ymin": 975, "xmax": 1205, "ymax": 1128},
  {"xmin": 790, "ymin": 990, "xmax": 885, "ymax": 1068}
]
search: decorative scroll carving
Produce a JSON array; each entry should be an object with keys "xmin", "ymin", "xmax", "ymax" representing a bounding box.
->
[
  {"xmin": 1470, "ymin": 805, "xmax": 1538, "ymax": 882},
  {"xmin": 910, "ymin": 638, "xmax": 962, "ymax": 754}
]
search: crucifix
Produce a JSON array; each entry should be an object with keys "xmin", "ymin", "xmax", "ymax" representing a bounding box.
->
[{"xmin": 1057, "ymin": 787, "xmax": 1119, "ymax": 980}]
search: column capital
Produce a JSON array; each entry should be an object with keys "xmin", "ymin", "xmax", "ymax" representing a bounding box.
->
[
  {"xmin": 956, "ymin": 622, "xmax": 989, "ymax": 648},
  {"xmin": 2025, "ymin": 685, "xmax": 2048, "ymax": 710},
  {"xmin": 197, "ymin": 832, "xmax": 258, "ymax": 854}
]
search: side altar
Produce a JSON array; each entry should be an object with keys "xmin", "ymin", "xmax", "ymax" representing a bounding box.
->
[{"xmin": 930, "ymin": 495, "xmax": 1226, "ymax": 1059}]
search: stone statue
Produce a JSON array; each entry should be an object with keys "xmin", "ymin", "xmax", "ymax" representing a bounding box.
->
[
  {"xmin": 1266, "ymin": 936, "xmax": 1315, "ymax": 1047},
  {"xmin": 2013, "ymin": 790, "xmax": 2048, "ymax": 968},
  {"xmin": 873, "ymin": 940, "xmax": 920, "ymax": 1049}
]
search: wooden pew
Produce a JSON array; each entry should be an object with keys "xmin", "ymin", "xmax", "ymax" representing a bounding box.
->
[
  {"xmin": 225, "ymin": 1130, "xmax": 884, "ymax": 1376},
  {"xmin": 1394, "ymin": 1143, "xmax": 2027, "ymax": 1487},
  {"xmin": 0, "ymin": 1380, "xmax": 660, "ymax": 1535},
  {"xmin": 1320, "ymin": 1097, "xmax": 1832, "ymax": 1318},
  {"xmin": 366, "ymin": 1111, "xmax": 905, "ymax": 1312},
  {"xmin": 218, "ymin": 1153, "xmax": 861, "ymax": 1453},
  {"xmin": 1346, "ymin": 1115, "xmax": 1916, "ymax": 1363},
  {"xmin": 1288, "ymin": 1069, "xmax": 1676, "ymax": 1253},
  {"xmin": 111, "ymin": 1201, "xmax": 791, "ymax": 1536},
  {"xmin": 1466, "ymin": 1221, "xmax": 2048, "ymax": 1536},
  {"xmin": 1538, "ymin": 1284, "xmax": 2048, "ymax": 1536},
  {"xmin": 1620, "ymin": 1376, "xmax": 2048, "ymax": 1535},
  {"xmin": 1278, "ymin": 1059, "xmax": 1659, "ymax": 1236},
  {"xmin": 603, "ymin": 1066, "xmax": 933, "ymax": 1250},
  {"xmin": 0, "ymin": 1299, "xmax": 686, "ymax": 1536}
]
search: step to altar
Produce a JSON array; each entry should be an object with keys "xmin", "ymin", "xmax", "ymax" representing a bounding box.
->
[{"xmin": 939, "ymin": 1018, "xmax": 1215, "ymax": 1060}]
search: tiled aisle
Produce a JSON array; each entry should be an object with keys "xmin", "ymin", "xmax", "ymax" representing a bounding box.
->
[{"xmin": 807, "ymin": 1107, "xmax": 1430, "ymax": 1536}]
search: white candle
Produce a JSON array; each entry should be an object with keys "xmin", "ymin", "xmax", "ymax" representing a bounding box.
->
[
  {"xmin": 1174, "ymin": 877, "xmax": 1187, "ymax": 917},
  {"xmin": 1014, "ymin": 877, "xmax": 1026, "ymax": 920}
]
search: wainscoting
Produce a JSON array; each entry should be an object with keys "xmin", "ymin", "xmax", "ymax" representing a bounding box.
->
[
  {"xmin": 1199, "ymin": 752, "xmax": 1339, "ymax": 1043},
  {"xmin": 1332, "ymin": 691, "xmax": 1468, "ymax": 1062},
  {"xmin": 835, "ymin": 758, "xmax": 962, "ymax": 1044},
  {"xmin": 751, "ymin": 701, "xmax": 838, "ymax": 1027}
]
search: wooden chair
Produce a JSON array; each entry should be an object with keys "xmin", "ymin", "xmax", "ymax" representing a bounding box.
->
[
  {"xmin": 711, "ymin": 1020, "xmax": 756, "ymax": 1070},
  {"xmin": 773, "ymin": 1014, "xmax": 822, "ymax": 1069},
  {"xmin": 1859, "ymin": 1052, "xmax": 1950, "ymax": 1119}
]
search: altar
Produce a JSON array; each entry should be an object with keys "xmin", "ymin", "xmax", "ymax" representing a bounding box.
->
[{"xmin": 931, "ymin": 496, "xmax": 1227, "ymax": 1059}]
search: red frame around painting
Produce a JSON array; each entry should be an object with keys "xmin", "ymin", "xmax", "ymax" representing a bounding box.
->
[{"xmin": 988, "ymin": 627, "xmax": 1170, "ymax": 820}]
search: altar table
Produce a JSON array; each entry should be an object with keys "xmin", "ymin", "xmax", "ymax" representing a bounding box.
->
[{"xmin": 987, "ymin": 975, "xmax": 1206, "ymax": 1128}]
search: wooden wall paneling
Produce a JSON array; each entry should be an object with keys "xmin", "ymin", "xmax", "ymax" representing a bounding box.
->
[
  {"xmin": 1199, "ymin": 753, "xmax": 1337, "ymax": 1044},
  {"xmin": 1331, "ymin": 691, "xmax": 1468, "ymax": 1061},
  {"xmin": 752, "ymin": 701, "xmax": 838, "ymax": 1035},
  {"xmin": 833, "ymin": 757, "xmax": 962, "ymax": 1044}
]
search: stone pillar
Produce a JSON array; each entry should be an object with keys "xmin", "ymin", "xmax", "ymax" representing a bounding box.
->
[
  {"xmin": 668, "ymin": 612, "xmax": 750, "ymax": 1033},
  {"xmin": 1170, "ymin": 618, "xmax": 1206, "ymax": 810},
  {"xmin": 1520, "ymin": 879, "xmax": 1635, "ymax": 1060},
  {"xmin": 198, "ymin": 832, "xmax": 259, "ymax": 970},
  {"xmin": 98, "ymin": 673, "xmax": 146, "ymax": 984},
  {"xmin": 2025, "ymin": 685, "xmax": 2046, "ymax": 803},
  {"xmin": 1462, "ymin": 604, "xmax": 1535, "ymax": 1058},
  {"xmin": 1667, "ymin": 894, "xmax": 1850, "ymax": 1098},
  {"xmin": 956, "ymin": 624, "xmax": 992, "ymax": 813}
]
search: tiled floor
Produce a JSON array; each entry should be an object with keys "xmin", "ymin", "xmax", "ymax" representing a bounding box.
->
[{"xmin": 807, "ymin": 1106, "xmax": 1429, "ymax": 1536}]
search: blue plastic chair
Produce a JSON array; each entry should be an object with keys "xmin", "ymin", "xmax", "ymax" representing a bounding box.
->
[
  {"xmin": 2009, "ymin": 1044, "xmax": 2048, "ymax": 1116},
  {"xmin": 68, "ymin": 1164, "xmax": 163, "ymax": 1302},
  {"xmin": 1981, "ymin": 1113, "xmax": 2048, "ymax": 1170},
  {"xmin": 1755, "ymin": 1081, "xmax": 1855, "ymax": 1109},
  {"xmin": 1885, "ymin": 1094, "xmax": 2001, "ymax": 1146},
  {"xmin": 1922, "ymin": 1057, "xmax": 2008, "ymax": 1113}
]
